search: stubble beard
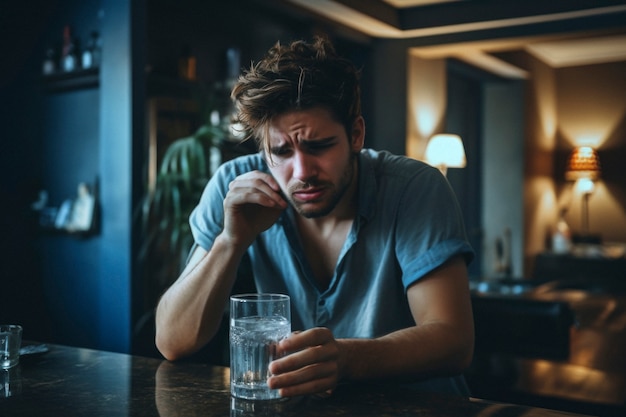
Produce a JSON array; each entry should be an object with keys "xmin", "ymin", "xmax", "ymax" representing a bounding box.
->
[{"xmin": 288, "ymin": 153, "xmax": 357, "ymax": 219}]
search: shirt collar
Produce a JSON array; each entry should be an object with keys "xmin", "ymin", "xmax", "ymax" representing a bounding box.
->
[{"xmin": 356, "ymin": 150, "xmax": 377, "ymax": 223}]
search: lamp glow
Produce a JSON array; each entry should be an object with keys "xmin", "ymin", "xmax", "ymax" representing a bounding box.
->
[
  {"xmin": 565, "ymin": 146, "xmax": 600, "ymax": 181},
  {"xmin": 565, "ymin": 146, "xmax": 601, "ymax": 238},
  {"xmin": 575, "ymin": 177, "xmax": 595, "ymax": 194},
  {"xmin": 424, "ymin": 134, "xmax": 466, "ymax": 176}
]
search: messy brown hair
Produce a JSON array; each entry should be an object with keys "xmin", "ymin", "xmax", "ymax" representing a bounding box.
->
[{"xmin": 230, "ymin": 37, "xmax": 362, "ymax": 154}]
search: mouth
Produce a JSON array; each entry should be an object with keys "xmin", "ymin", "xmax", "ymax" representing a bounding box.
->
[{"xmin": 292, "ymin": 187, "xmax": 326, "ymax": 203}]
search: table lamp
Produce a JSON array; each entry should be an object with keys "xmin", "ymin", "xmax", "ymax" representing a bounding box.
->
[
  {"xmin": 565, "ymin": 146, "xmax": 601, "ymax": 241},
  {"xmin": 424, "ymin": 134, "xmax": 466, "ymax": 176}
]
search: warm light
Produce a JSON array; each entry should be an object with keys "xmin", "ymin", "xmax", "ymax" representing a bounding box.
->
[
  {"xmin": 566, "ymin": 146, "xmax": 601, "ymax": 237},
  {"xmin": 406, "ymin": 56, "xmax": 446, "ymax": 160},
  {"xmin": 565, "ymin": 146, "xmax": 601, "ymax": 180},
  {"xmin": 424, "ymin": 134, "xmax": 466, "ymax": 175},
  {"xmin": 575, "ymin": 178, "xmax": 595, "ymax": 195}
]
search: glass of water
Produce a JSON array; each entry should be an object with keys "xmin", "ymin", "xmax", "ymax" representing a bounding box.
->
[
  {"xmin": 0, "ymin": 325, "xmax": 22, "ymax": 369},
  {"xmin": 230, "ymin": 294, "xmax": 291, "ymax": 400}
]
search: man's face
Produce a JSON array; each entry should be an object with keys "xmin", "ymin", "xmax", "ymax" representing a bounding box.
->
[{"xmin": 265, "ymin": 107, "xmax": 365, "ymax": 218}]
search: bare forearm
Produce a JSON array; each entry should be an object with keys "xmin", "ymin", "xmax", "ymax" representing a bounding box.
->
[
  {"xmin": 155, "ymin": 235, "xmax": 247, "ymax": 360},
  {"xmin": 339, "ymin": 323, "xmax": 474, "ymax": 383},
  {"xmin": 338, "ymin": 257, "xmax": 476, "ymax": 383}
]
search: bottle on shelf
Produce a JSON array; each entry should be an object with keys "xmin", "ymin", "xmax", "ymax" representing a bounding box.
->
[
  {"xmin": 552, "ymin": 208, "xmax": 572, "ymax": 254},
  {"xmin": 61, "ymin": 25, "xmax": 79, "ymax": 72},
  {"xmin": 82, "ymin": 31, "xmax": 101, "ymax": 69}
]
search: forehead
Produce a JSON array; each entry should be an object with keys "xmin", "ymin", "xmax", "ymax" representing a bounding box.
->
[{"xmin": 266, "ymin": 107, "xmax": 343, "ymax": 144}]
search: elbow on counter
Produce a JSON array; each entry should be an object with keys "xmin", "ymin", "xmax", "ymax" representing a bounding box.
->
[
  {"xmin": 154, "ymin": 322, "xmax": 217, "ymax": 362},
  {"xmin": 155, "ymin": 330, "xmax": 183, "ymax": 361},
  {"xmin": 154, "ymin": 325, "xmax": 203, "ymax": 362},
  {"xmin": 153, "ymin": 299, "xmax": 203, "ymax": 361}
]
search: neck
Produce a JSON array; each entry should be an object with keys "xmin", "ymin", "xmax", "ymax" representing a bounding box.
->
[{"xmin": 300, "ymin": 200, "xmax": 356, "ymax": 234}]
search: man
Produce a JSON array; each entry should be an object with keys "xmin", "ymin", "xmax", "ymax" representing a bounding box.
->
[{"xmin": 155, "ymin": 37, "xmax": 475, "ymax": 398}]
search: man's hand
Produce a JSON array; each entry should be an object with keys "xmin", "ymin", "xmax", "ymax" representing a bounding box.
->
[
  {"xmin": 267, "ymin": 328, "xmax": 342, "ymax": 397},
  {"xmin": 223, "ymin": 170, "xmax": 287, "ymax": 247}
]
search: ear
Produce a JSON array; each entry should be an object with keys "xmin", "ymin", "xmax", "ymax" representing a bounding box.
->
[{"xmin": 350, "ymin": 116, "xmax": 365, "ymax": 152}]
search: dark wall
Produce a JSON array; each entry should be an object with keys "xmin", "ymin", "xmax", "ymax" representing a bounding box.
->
[
  {"xmin": 366, "ymin": 39, "xmax": 409, "ymax": 154},
  {"xmin": 39, "ymin": 87, "xmax": 102, "ymax": 348},
  {"xmin": 1, "ymin": 0, "xmax": 137, "ymax": 352},
  {"xmin": 36, "ymin": 2, "xmax": 103, "ymax": 346},
  {"xmin": 0, "ymin": 0, "xmax": 72, "ymax": 343}
]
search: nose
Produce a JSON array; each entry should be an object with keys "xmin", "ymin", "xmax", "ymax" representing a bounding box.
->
[{"xmin": 292, "ymin": 150, "xmax": 317, "ymax": 182}]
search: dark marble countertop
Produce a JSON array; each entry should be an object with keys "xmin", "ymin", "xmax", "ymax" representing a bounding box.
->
[{"xmin": 0, "ymin": 343, "xmax": 593, "ymax": 417}]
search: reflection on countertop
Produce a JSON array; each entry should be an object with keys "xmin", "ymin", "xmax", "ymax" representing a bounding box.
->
[{"xmin": 2, "ymin": 343, "xmax": 594, "ymax": 417}]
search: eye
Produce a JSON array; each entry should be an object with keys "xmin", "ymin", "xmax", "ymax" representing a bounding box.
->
[
  {"xmin": 270, "ymin": 146, "xmax": 292, "ymax": 158},
  {"xmin": 305, "ymin": 140, "xmax": 335, "ymax": 154},
  {"xmin": 310, "ymin": 143, "xmax": 332, "ymax": 150}
]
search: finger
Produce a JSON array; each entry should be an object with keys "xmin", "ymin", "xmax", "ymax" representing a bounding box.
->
[
  {"xmin": 226, "ymin": 176, "xmax": 286, "ymax": 208},
  {"xmin": 278, "ymin": 377, "xmax": 336, "ymax": 398},
  {"xmin": 268, "ymin": 363, "xmax": 338, "ymax": 397},
  {"xmin": 269, "ymin": 360, "xmax": 337, "ymax": 387},
  {"xmin": 230, "ymin": 170, "xmax": 283, "ymax": 194},
  {"xmin": 277, "ymin": 327, "xmax": 333, "ymax": 353},
  {"xmin": 228, "ymin": 177, "xmax": 287, "ymax": 209},
  {"xmin": 225, "ymin": 186, "xmax": 286, "ymax": 210},
  {"xmin": 235, "ymin": 170, "xmax": 280, "ymax": 184},
  {"xmin": 270, "ymin": 342, "xmax": 338, "ymax": 375}
]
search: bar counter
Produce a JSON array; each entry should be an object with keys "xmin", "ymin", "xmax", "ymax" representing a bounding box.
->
[{"xmin": 0, "ymin": 343, "xmax": 592, "ymax": 417}]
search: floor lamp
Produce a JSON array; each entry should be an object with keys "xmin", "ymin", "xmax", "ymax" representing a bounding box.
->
[{"xmin": 565, "ymin": 146, "xmax": 601, "ymax": 243}]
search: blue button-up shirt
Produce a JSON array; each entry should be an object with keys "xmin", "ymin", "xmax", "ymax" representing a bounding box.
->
[{"xmin": 190, "ymin": 149, "xmax": 474, "ymax": 394}]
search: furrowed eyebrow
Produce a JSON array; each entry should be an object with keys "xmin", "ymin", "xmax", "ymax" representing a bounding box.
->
[
  {"xmin": 269, "ymin": 136, "xmax": 337, "ymax": 154},
  {"xmin": 300, "ymin": 136, "xmax": 337, "ymax": 147}
]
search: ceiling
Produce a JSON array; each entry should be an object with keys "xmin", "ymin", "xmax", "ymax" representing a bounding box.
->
[{"xmin": 283, "ymin": 0, "xmax": 626, "ymax": 77}]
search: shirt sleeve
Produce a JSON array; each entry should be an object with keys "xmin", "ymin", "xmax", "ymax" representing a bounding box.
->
[
  {"xmin": 188, "ymin": 164, "xmax": 229, "ymax": 252},
  {"xmin": 395, "ymin": 165, "xmax": 474, "ymax": 290}
]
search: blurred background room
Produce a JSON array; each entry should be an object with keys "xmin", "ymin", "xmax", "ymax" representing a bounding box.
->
[{"xmin": 1, "ymin": 1, "xmax": 625, "ymax": 415}]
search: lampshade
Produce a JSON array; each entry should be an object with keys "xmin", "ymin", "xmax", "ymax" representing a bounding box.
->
[
  {"xmin": 565, "ymin": 146, "xmax": 601, "ymax": 181},
  {"xmin": 424, "ymin": 134, "xmax": 466, "ymax": 172}
]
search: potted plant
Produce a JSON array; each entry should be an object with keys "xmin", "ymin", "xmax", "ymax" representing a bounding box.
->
[
  {"xmin": 132, "ymin": 106, "xmax": 260, "ymax": 356},
  {"xmin": 137, "ymin": 123, "xmax": 228, "ymax": 304}
]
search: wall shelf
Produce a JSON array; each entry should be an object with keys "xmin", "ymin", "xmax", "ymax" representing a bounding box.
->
[{"xmin": 43, "ymin": 67, "xmax": 99, "ymax": 93}]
